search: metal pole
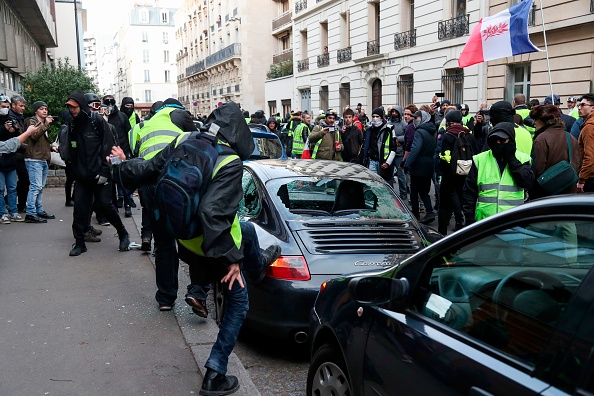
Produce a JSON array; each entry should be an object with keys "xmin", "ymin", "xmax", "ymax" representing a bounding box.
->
[
  {"xmin": 73, "ymin": 0, "xmax": 82, "ymax": 68},
  {"xmin": 538, "ymin": 0, "xmax": 554, "ymax": 98}
]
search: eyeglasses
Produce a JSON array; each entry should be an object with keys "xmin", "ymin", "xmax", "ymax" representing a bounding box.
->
[{"xmin": 577, "ymin": 103, "xmax": 592, "ymax": 108}]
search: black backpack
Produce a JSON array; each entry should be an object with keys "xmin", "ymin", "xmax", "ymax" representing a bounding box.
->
[
  {"xmin": 152, "ymin": 130, "xmax": 219, "ymax": 240},
  {"xmin": 448, "ymin": 131, "xmax": 474, "ymax": 176}
]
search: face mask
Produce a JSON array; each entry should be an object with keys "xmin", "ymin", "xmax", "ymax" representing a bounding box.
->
[
  {"xmin": 0, "ymin": 108, "xmax": 8, "ymax": 116},
  {"xmin": 107, "ymin": 105, "xmax": 114, "ymax": 112},
  {"xmin": 490, "ymin": 141, "xmax": 506, "ymax": 157},
  {"xmin": 413, "ymin": 119, "xmax": 421, "ymax": 128},
  {"xmin": 371, "ymin": 118, "xmax": 383, "ymax": 127}
]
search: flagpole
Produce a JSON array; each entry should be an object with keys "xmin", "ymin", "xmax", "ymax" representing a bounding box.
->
[{"xmin": 538, "ymin": 0, "xmax": 554, "ymax": 99}]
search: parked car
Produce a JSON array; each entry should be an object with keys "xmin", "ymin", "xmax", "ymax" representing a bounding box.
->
[
  {"xmin": 248, "ymin": 123, "xmax": 286, "ymax": 160},
  {"xmin": 234, "ymin": 159, "xmax": 441, "ymax": 342},
  {"xmin": 308, "ymin": 195, "xmax": 594, "ymax": 396}
]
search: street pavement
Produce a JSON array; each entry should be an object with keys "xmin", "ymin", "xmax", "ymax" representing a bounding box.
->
[{"xmin": 0, "ymin": 187, "xmax": 258, "ymax": 396}]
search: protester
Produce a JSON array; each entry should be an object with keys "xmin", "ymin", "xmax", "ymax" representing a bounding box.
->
[
  {"xmin": 308, "ymin": 109, "xmax": 343, "ymax": 161},
  {"xmin": 577, "ymin": 93, "xmax": 594, "ymax": 193},
  {"xmin": 9, "ymin": 95, "xmax": 29, "ymax": 212},
  {"xmin": 340, "ymin": 108, "xmax": 363, "ymax": 163}
]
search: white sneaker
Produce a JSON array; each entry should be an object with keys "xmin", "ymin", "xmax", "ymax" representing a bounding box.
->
[
  {"xmin": 10, "ymin": 213, "xmax": 25, "ymax": 222},
  {"xmin": 1, "ymin": 214, "xmax": 11, "ymax": 224}
]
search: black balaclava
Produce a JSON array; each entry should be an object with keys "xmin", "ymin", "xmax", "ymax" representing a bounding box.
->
[
  {"xmin": 489, "ymin": 101, "xmax": 515, "ymax": 126},
  {"xmin": 121, "ymin": 97, "xmax": 135, "ymax": 117}
]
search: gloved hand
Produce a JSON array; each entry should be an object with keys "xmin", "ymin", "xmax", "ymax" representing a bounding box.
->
[
  {"xmin": 502, "ymin": 141, "xmax": 517, "ymax": 162},
  {"xmin": 96, "ymin": 175, "xmax": 108, "ymax": 185}
]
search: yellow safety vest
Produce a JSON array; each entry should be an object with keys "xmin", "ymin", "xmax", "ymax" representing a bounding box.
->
[
  {"xmin": 137, "ymin": 107, "xmax": 184, "ymax": 160},
  {"xmin": 473, "ymin": 149, "xmax": 531, "ymax": 221},
  {"xmin": 515, "ymin": 108, "xmax": 535, "ymax": 136},
  {"xmin": 292, "ymin": 123, "xmax": 309, "ymax": 155},
  {"xmin": 514, "ymin": 125, "xmax": 533, "ymax": 156}
]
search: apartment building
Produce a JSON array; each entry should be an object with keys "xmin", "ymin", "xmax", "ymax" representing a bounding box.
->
[
  {"xmin": 112, "ymin": 4, "xmax": 178, "ymax": 113},
  {"xmin": 0, "ymin": 0, "xmax": 57, "ymax": 97},
  {"xmin": 83, "ymin": 32, "xmax": 99, "ymax": 87},
  {"xmin": 486, "ymin": 0, "xmax": 594, "ymax": 111},
  {"xmin": 175, "ymin": 0, "xmax": 274, "ymax": 116},
  {"xmin": 49, "ymin": 0, "xmax": 85, "ymax": 68}
]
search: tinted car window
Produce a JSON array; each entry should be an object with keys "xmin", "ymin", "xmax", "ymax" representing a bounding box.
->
[
  {"xmin": 250, "ymin": 136, "xmax": 283, "ymax": 160},
  {"xmin": 267, "ymin": 177, "xmax": 411, "ymax": 220},
  {"xmin": 416, "ymin": 220, "xmax": 593, "ymax": 367}
]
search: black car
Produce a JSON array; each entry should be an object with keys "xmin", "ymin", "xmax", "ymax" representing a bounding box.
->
[
  {"xmin": 308, "ymin": 195, "xmax": 594, "ymax": 396},
  {"xmin": 237, "ymin": 159, "xmax": 441, "ymax": 342}
]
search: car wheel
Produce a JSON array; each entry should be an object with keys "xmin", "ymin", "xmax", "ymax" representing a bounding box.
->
[{"xmin": 307, "ymin": 343, "xmax": 352, "ymax": 396}]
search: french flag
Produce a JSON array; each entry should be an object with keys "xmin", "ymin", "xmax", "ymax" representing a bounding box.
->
[{"xmin": 458, "ymin": 0, "xmax": 540, "ymax": 68}]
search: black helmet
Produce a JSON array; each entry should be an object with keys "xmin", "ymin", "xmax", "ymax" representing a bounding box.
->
[
  {"xmin": 85, "ymin": 93, "xmax": 100, "ymax": 105},
  {"xmin": 460, "ymin": 103, "xmax": 469, "ymax": 112},
  {"xmin": 325, "ymin": 108, "xmax": 337, "ymax": 117}
]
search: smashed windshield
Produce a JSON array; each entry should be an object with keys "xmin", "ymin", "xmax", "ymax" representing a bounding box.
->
[{"xmin": 267, "ymin": 177, "xmax": 411, "ymax": 221}]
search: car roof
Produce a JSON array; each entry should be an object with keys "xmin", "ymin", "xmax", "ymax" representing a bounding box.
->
[{"xmin": 244, "ymin": 159, "xmax": 387, "ymax": 182}]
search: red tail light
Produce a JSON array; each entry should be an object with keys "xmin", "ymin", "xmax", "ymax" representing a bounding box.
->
[{"xmin": 264, "ymin": 256, "xmax": 311, "ymax": 281}]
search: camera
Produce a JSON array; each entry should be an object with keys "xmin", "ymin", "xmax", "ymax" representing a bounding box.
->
[
  {"xmin": 109, "ymin": 155, "xmax": 122, "ymax": 166},
  {"xmin": 328, "ymin": 126, "xmax": 335, "ymax": 132}
]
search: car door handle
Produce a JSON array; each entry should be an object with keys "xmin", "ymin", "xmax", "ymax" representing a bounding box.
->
[{"xmin": 469, "ymin": 387, "xmax": 494, "ymax": 396}]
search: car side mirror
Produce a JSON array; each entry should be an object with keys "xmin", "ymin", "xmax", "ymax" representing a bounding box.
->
[{"xmin": 348, "ymin": 276, "xmax": 409, "ymax": 306}]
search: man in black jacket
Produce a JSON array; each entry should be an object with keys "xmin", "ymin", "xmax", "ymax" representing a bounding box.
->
[
  {"xmin": 9, "ymin": 95, "xmax": 29, "ymax": 212},
  {"xmin": 65, "ymin": 91, "xmax": 131, "ymax": 256}
]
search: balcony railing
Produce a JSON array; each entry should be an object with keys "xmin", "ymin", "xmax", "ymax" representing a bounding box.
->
[
  {"xmin": 297, "ymin": 58, "xmax": 309, "ymax": 72},
  {"xmin": 273, "ymin": 48, "xmax": 293, "ymax": 64},
  {"xmin": 337, "ymin": 47, "xmax": 351, "ymax": 63},
  {"xmin": 205, "ymin": 43, "xmax": 241, "ymax": 67},
  {"xmin": 367, "ymin": 40, "xmax": 380, "ymax": 56},
  {"xmin": 295, "ymin": 0, "xmax": 307, "ymax": 13},
  {"xmin": 438, "ymin": 14, "xmax": 469, "ymax": 41},
  {"xmin": 528, "ymin": 2, "xmax": 536, "ymax": 26},
  {"xmin": 317, "ymin": 53, "xmax": 330, "ymax": 67},
  {"xmin": 186, "ymin": 60, "xmax": 205, "ymax": 76},
  {"xmin": 394, "ymin": 29, "xmax": 416, "ymax": 50},
  {"xmin": 272, "ymin": 10, "xmax": 292, "ymax": 30}
]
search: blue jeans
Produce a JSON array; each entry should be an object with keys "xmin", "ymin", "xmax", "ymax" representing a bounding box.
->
[
  {"xmin": 0, "ymin": 169, "xmax": 18, "ymax": 215},
  {"xmin": 393, "ymin": 156, "xmax": 407, "ymax": 197},
  {"xmin": 25, "ymin": 160, "xmax": 48, "ymax": 216},
  {"xmin": 368, "ymin": 159, "xmax": 379, "ymax": 174}
]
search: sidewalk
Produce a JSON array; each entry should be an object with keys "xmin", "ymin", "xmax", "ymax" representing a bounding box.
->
[{"xmin": 0, "ymin": 187, "xmax": 258, "ymax": 396}]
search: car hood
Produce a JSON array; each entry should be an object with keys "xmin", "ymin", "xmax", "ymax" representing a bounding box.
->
[{"xmin": 285, "ymin": 218, "xmax": 424, "ymax": 276}]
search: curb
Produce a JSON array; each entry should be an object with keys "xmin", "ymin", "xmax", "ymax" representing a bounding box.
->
[{"xmin": 129, "ymin": 199, "xmax": 260, "ymax": 396}]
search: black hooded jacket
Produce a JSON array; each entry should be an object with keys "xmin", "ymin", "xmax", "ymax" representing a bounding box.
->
[
  {"xmin": 0, "ymin": 111, "xmax": 17, "ymax": 171},
  {"xmin": 67, "ymin": 92, "xmax": 114, "ymax": 182}
]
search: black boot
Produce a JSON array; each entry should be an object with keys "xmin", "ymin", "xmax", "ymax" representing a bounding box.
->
[
  {"xmin": 200, "ymin": 368, "xmax": 239, "ymax": 396},
  {"xmin": 118, "ymin": 231, "xmax": 130, "ymax": 251},
  {"xmin": 69, "ymin": 243, "xmax": 87, "ymax": 256},
  {"xmin": 116, "ymin": 197, "xmax": 124, "ymax": 208},
  {"xmin": 124, "ymin": 204, "xmax": 132, "ymax": 218},
  {"xmin": 141, "ymin": 236, "xmax": 152, "ymax": 252}
]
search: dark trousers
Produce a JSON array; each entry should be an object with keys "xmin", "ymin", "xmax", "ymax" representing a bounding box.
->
[
  {"xmin": 73, "ymin": 179, "xmax": 126, "ymax": 245},
  {"xmin": 16, "ymin": 159, "xmax": 29, "ymax": 211},
  {"xmin": 138, "ymin": 186, "xmax": 153, "ymax": 239},
  {"xmin": 438, "ymin": 176, "xmax": 465, "ymax": 235},
  {"xmin": 410, "ymin": 175, "xmax": 433, "ymax": 219},
  {"xmin": 585, "ymin": 179, "xmax": 594, "ymax": 193},
  {"xmin": 65, "ymin": 163, "xmax": 75, "ymax": 202}
]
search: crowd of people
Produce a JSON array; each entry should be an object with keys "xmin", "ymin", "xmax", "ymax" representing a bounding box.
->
[{"xmin": 266, "ymin": 92, "xmax": 594, "ymax": 234}]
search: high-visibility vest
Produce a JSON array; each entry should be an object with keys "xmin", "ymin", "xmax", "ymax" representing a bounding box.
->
[
  {"xmin": 129, "ymin": 112, "xmax": 137, "ymax": 129},
  {"xmin": 462, "ymin": 114, "xmax": 473, "ymax": 128},
  {"xmin": 129, "ymin": 122, "xmax": 141, "ymax": 155},
  {"xmin": 569, "ymin": 107, "xmax": 579, "ymax": 119},
  {"xmin": 177, "ymin": 150, "xmax": 242, "ymax": 256},
  {"xmin": 515, "ymin": 108, "xmax": 535, "ymax": 136},
  {"xmin": 514, "ymin": 125, "xmax": 533, "ymax": 156},
  {"xmin": 292, "ymin": 123, "xmax": 309, "ymax": 155},
  {"xmin": 137, "ymin": 107, "xmax": 184, "ymax": 160},
  {"xmin": 473, "ymin": 149, "xmax": 531, "ymax": 221}
]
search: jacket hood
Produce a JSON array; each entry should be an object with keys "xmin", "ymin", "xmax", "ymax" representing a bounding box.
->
[
  {"xmin": 121, "ymin": 97, "xmax": 134, "ymax": 107},
  {"xmin": 254, "ymin": 110, "xmax": 265, "ymax": 118},
  {"xmin": 267, "ymin": 117, "xmax": 278, "ymax": 127},
  {"xmin": 487, "ymin": 122, "xmax": 516, "ymax": 143},
  {"xmin": 67, "ymin": 91, "xmax": 91, "ymax": 119},
  {"xmin": 204, "ymin": 101, "xmax": 254, "ymax": 161}
]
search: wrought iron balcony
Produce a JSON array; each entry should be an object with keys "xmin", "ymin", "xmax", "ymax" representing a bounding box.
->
[
  {"xmin": 186, "ymin": 60, "xmax": 205, "ymax": 76},
  {"xmin": 297, "ymin": 58, "xmax": 309, "ymax": 72},
  {"xmin": 272, "ymin": 10, "xmax": 292, "ymax": 30},
  {"xmin": 367, "ymin": 40, "xmax": 380, "ymax": 56},
  {"xmin": 337, "ymin": 47, "xmax": 351, "ymax": 63},
  {"xmin": 394, "ymin": 29, "xmax": 416, "ymax": 50},
  {"xmin": 295, "ymin": 0, "xmax": 307, "ymax": 13},
  {"xmin": 273, "ymin": 49, "xmax": 293, "ymax": 64},
  {"xmin": 317, "ymin": 53, "xmax": 330, "ymax": 67},
  {"xmin": 438, "ymin": 14, "xmax": 469, "ymax": 41},
  {"xmin": 205, "ymin": 43, "xmax": 241, "ymax": 67}
]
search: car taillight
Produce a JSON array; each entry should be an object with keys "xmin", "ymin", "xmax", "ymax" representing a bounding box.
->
[
  {"xmin": 319, "ymin": 281, "xmax": 328, "ymax": 293},
  {"xmin": 264, "ymin": 256, "xmax": 311, "ymax": 281}
]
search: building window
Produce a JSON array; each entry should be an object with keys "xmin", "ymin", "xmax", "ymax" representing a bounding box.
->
[
  {"xmin": 401, "ymin": 0, "xmax": 415, "ymax": 33},
  {"xmin": 143, "ymin": 50, "xmax": 150, "ymax": 63},
  {"xmin": 301, "ymin": 30, "xmax": 308, "ymax": 60},
  {"xmin": 161, "ymin": 9, "xmax": 169, "ymax": 24},
  {"xmin": 397, "ymin": 74, "xmax": 414, "ymax": 106},
  {"xmin": 508, "ymin": 63, "xmax": 531, "ymax": 102},
  {"xmin": 441, "ymin": 68, "xmax": 464, "ymax": 105},
  {"xmin": 140, "ymin": 9, "xmax": 149, "ymax": 23},
  {"xmin": 144, "ymin": 70, "xmax": 150, "ymax": 82},
  {"xmin": 320, "ymin": 22, "xmax": 328, "ymax": 55},
  {"xmin": 319, "ymin": 85, "xmax": 329, "ymax": 112},
  {"xmin": 453, "ymin": 0, "xmax": 466, "ymax": 18},
  {"xmin": 163, "ymin": 32, "xmax": 169, "ymax": 44},
  {"xmin": 340, "ymin": 12, "xmax": 350, "ymax": 48},
  {"xmin": 142, "ymin": 31, "xmax": 148, "ymax": 42},
  {"xmin": 281, "ymin": 99, "xmax": 291, "ymax": 118},
  {"xmin": 165, "ymin": 70, "xmax": 171, "ymax": 82},
  {"xmin": 163, "ymin": 50, "xmax": 169, "ymax": 62},
  {"xmin": 268, "ymin": 100, "xmax": 277, "ymax": 117},
  {"xmin": 145, "ymin": 90, "xmax": 152, "ymax": 102},
  {"xmin": 339, "ymin": 83, "xmax": 350, "ymax": 112}
]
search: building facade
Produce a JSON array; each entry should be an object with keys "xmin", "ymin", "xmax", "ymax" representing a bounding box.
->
[
  {"xmin": 112, "ymin": 4, "xmax": 178, "ymax": 113},
  {"xmin": 83, "ymin": 32, "xmax": 98, "ymax": 87},
  {"xmin": 49, "ymin": 0, "xmax": 85, "ymax": 68},
  {"xmin": 175, "ymin": 0, "xmax": 274, "ymax": 116},
  {"xmin": 0, "ymin": 0, "xmax": 57, "ymax": 97}
]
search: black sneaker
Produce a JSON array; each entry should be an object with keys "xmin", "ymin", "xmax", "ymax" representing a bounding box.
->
[
  {"xmin": 200, "ymin": 368, "xmax": 239, "ymax": 396},
  {"xmin": 97, "ymin": 218, "xmax": 110, "ymax": 226},
  {"xmin": 141, "ymin": 237, "xmax": 152, "ymax": 252},
  {"xmin": 253, "ymin": 245, "xmax": 281, "ymax": 283},
  {"xmin": 185, "ymin": 296, "xmax": 208, "ymax": 318},
  {"xmin": 124, "ymin": 205, "xmax": 132, "ymax": 218},
  {"xmin": 84, "ymin": 230, "xmax": 101, "ymax": 243},
  {"xmin": 420, "ymin": 214, "xmax": 436, "ymax": 224},
  {"xmin": 65, "ymin": 200, "xmax": 74, "ymax": 207},
  {"xmin": 118, "ymin": 232, "xmax": 130, "ymax": 251},
  {"xmin": 37, "ymin": 211, "xmax": 55, "ymax": 219},
  {"xmin": 116, "ymin": 197, "xmax": 124, "ymax": 208},
  {"xmin": 90, "ymin": 226, "xmax": 103, "ymax": 236},
  {"xmin": 129, "ymin": 200, "xmax": 137, "ymax": 208},
  {"xmin": 69, "ymin": 243, "xmax": 87, "ymax": 256},
  {"xmin": 159, "ymin": 304, "xmax": 174, "ymax": 312},
  {"xmin": 25, "ymin": 214, "xmax": 47, "ymax": 223}
]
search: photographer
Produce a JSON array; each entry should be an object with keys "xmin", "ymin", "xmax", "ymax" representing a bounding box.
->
[
  {"xmin": 308, "ymin": 109, "xmax": 343, "ymax": 161},
  {"xmin": 9, "ymin": 95, "xmax": 30, "ymax": 212}
]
